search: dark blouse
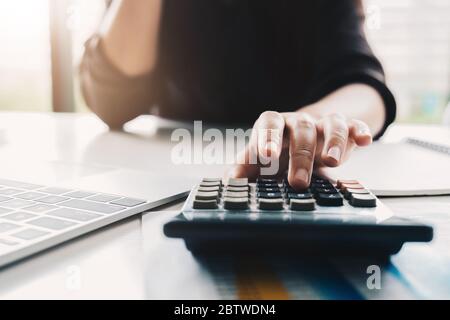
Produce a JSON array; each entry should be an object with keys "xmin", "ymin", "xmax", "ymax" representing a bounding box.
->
[{"xmin": 80, "ymin": 0, "xmax": 396, "ymax": 138}]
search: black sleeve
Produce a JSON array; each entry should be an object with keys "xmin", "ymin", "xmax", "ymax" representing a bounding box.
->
[
  {"xmin": 79, "ymin": 35, "xmax": 158, "ymax": 129},
  {"xmin": 307, "ymin": 0, "xmax": 396, "ymax": 139}
]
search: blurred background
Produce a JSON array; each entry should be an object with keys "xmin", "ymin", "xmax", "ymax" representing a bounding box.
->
[{"xmin": 0, "ymin": 0, "xmax": 449, "ymax": 123}]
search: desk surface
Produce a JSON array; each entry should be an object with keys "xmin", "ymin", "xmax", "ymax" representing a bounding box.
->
[{"xmin": 0, "ymin": 112, "xmax": 448, "ymax": 299}]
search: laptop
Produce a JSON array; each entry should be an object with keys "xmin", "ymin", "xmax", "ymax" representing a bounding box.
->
[{"xmin": 0, "ymin": 164, "xmax": 197, "ymax": 268}]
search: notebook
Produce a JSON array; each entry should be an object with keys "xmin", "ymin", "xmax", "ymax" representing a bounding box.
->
[{"xmin": 323, "ymin": 138, "xmax": 450, "ymax": 197}]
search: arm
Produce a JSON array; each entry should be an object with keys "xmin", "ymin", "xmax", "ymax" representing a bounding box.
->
[
  {"xmin": 100, "ymin": 0, "xmax": 162, "ymax": 76},
  {"xmin": 80, "ymin": 0, "xmax": 162, "ymax": 129},
  {"xmin": 232, "ymin": 0, "xmax": 396, "ymax": 189}
]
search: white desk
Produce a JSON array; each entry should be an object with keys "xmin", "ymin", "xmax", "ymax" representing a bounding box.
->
[{"xmin": 0, "ymin": 112, "xmax": 448, "ymax": 299}]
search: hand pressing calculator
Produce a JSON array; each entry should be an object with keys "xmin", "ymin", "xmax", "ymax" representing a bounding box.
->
[{"xmin": 163, "ymin": 176, "xmax": 433, "ymax": 257}]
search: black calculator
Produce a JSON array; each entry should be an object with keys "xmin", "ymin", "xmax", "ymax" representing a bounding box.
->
[{"xmin": 163, "ymin": 176, "xmax": 433, "ymax": 257}]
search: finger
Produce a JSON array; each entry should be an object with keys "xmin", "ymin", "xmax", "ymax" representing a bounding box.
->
[
  {"xmin": 349, "ymin": 119, "xmax": 372, "ymax": 147},
  {"xmin": 321, "ymin": 113, "xmax": 349, "ymax": 167},
  {"xmin": 285, "ymin": 114, "xmax": 317, "ymax": 190},
  {"xmin": 255, "ymin": 111, "xmax": 285, "ymax": 163}
]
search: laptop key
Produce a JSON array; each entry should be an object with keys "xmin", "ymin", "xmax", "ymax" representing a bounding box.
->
[
  {"xmin": 0, "ymin": 195, "xmax": 13, "ymax": 202},
  {"xmin": 0, "ymin": 179, "xmax": 42, "ymax": 190},
  {"xmin": 0, "ymin": 207, "xmax": 13, "ymax": 215},
  {"xmin": 15, "ymin": 191, "xmax": 47, "ymax": 200},
  {"xmin": 0, "ymin": 199, "xmax": 34, "ymax": 209},
  {"xmin": 59, "ymin": 199, "xmax": 125, "ymax": 214},
  {"xmin": 0, "ymin": 188, "xmax": 23, "ymax": 196},
  {"xmin": 2, "ymin": 212, "xmax": 37, "ymax": 222},
  {"xmin": 36, "ymin": 195, "xmax": 70, "ymax": 204},
  {"xmin": 28, "ymin": 217, "xmax": 77, "ymax": 231},
  {"xmin": 0, "ymin": 238, "xmax": 19, "ymax": 246},
  {"xmin": 47, "ymin": 208, "xmax": 102, "ymax": 222},
  {"xmin": 63, "ymin": 191, "xmax": 97, "ymax": 198},
  {"xmin": 110, "ymin": 197, "xmax": 146, "ymax": 207},
  {"xmin": 39, "ymin": 187, "xmax": 73, "ymax": 195},
  {"xmin": 23, "ymin": 204, "xmax": 57, "ymax": 213},
  {"xmin": 0, "ymin": 222, "xmax": 20, "ymax": 233},
  {"xmin": 12, "ymin": 228, "xmax": 50, "ymax": 240},
  {"xmin": 87, "ymin": 194, "xmax": 121, "ymax": 203}
]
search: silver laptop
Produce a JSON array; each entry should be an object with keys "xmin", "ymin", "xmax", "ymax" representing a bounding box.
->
[{"xmin": 0, "ymin": 168, "xmax": 196, "ymax": 268}]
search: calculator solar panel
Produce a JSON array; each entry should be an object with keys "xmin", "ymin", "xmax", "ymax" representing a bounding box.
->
[{"xmin": 164, "ymin": 176, "xmax": 433, "ymax": 257}]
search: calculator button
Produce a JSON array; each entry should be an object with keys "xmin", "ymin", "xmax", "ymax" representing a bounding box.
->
[
  {"xmin": 290, "ymin": 199, "xmax": 316, "ymax": 211},
  {"xmin": 257, "ymin": 182, "xmax": 279, "ymax": 188},
  {"xmin": 256, "ymin": 178, "xmax": 277, "ymax": 183},
  {"xmin": 340, "ymin": 183, "xmax": 365, "ymax": 192},
  {"xmin": 287, "ymin": 193, "xmax": 313, "ymax": 203},
  {"xmin": 314, "ymin": 187, "xmax": 338, "ymax": 194},
  {"xmin": 350, "ymin": 194, "xmax": 377, "ymax": 208},
  {"xmin": 257, "ymin": 192, "xmax": 283, "ymax": 199},
  {"xmin": 227, "ymin": 178, "xmax": 248, "ymax": 187},
  {"xmin": 200, "ymin": 181, "xmax": 221, "ymax": 188},
  {"xmin": 224, "ymin": 197, "xmax": 249, "ymax": 210},
  {"xmin": 202, "ymin": 178, "xmax": 222, "ymax": 184},
  {"xmin": 343, "ymin": 188, "xmax": 370, "ymax": 199},
  {"xmin": 195, "ymin": 191, "xmax": 219, "ymax": 201},
  {"xmin": 336, "ymin": 180, "xmax": 359, "ymax": 188},
  {"xmin": 223, "ymin": 191, "xmax": 248, "ymax": 198},
  {"xmin": 258, "ymin": 198, "xmax": 284, "ymax": 210},
  {"xmin": 193, "ymin": 200, "xmax": 219, "ymax": 210},
  {"xmin": 316, "ymin": 193, "xmax": 343, "ymax": 206},
  {"xmin": 198, "ymin": 186, "xmax": 221, "ymax": 193},
  {"xmin": 256, "ymin": 187, "xmax": 280, "ymax": 193},
  {"xmin": 225, "ymin": 186, "xmax": 248, "ymax": 192},
  {"xmin": 311, "ymin": 183, "xmax": 333, "ymax": 190}
]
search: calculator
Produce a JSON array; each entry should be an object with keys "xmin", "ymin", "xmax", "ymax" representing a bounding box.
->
[{"xmin": 163, "ymin": 176, "xmax": 433, "ymax": 257}]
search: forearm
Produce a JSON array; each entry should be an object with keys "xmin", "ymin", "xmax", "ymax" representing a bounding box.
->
[
  {"xmin": 100, "ymin": 0, "xmax": 162, "ymax": 77},
  {"xmin": 301, "ymin": 84, "xmax": 386, "ymax": 137}
]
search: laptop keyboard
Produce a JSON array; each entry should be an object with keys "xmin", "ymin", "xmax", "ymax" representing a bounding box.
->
[{"xmin": 0, "ymin": 178, "xmax": 149, "ymax": 266}]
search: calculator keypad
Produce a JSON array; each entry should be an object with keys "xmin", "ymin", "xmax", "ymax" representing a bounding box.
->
[{"xmin": 190, "ymin": 176, "xmax": 377, "ymax": 213}]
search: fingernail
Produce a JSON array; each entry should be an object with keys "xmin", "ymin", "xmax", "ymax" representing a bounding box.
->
[
  {"xmin": 359, "ymin": 127, "xmax": 370, "ymax": 136},
  {"xmin": 328, "ymin": 146, "xmax": 341, "ymax": 162},
  {"xmin": 265, "ymin": 141, "xmax": 279, "ymax": 157},
  {"xmin": 295, "ymin": 168, "xmax": 309, "ymax": 184}
]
